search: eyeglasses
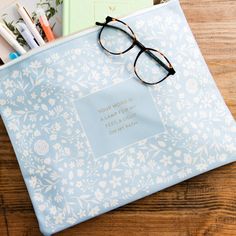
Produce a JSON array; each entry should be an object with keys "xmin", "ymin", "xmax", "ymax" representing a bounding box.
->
[{"xmin": 96, "ymin": 16, "xmax": 176, "ymax": 86}]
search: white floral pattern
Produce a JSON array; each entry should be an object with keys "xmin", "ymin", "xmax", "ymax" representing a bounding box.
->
[{"xmin": 0, "ymin": 1, "xmax": 236, "ymax": 235}]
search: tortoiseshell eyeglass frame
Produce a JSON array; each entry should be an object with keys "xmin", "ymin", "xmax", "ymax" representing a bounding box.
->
[{"xmin": 96, "ymin": 16, "xmax": 176, "ymax": 86}]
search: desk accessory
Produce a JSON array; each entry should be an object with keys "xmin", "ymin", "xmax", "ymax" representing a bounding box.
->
[
  {"xmin": 96, "ymin": 16, "xmax": 175, "ymax": 85},
  {"xmin": 0, "ymin": 1, "xmax": 235, "ymax": 235},
  {"xmin": 16, "ymin": 22, "xmax": 39, "ymax": 49},
  {"xmin": 9, "ymin": 52, "xmax": 20, "ymax": 60},
  {"xmin": 16, "ymin": 3, "xmax": 45, "ymax": 46},
  {"xmin": 37, "ymin": 8, "xmax": 55, "ymax": 42}
]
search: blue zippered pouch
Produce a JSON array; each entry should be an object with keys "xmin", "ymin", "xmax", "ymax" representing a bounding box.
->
[{"xmin": 0, "ymin": 0, "xmax": 235, "ymax": 235}]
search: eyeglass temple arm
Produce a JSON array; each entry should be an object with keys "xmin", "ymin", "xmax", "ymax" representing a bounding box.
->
[
  {"xmin": 136, "ymin": 40, "xmax": 174, "ymax": 73},
  {"xmin": 96, "ymin": 22, "xmax": 134, "ymax": 38},
  {"xmin": 96, "ymin": 22, "xmax": 175, "ymax": 75}
]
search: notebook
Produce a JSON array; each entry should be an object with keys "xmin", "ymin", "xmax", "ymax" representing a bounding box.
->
[{"xmin": 63, "ymin": 0, "xmax": 153, "ymax": 36}]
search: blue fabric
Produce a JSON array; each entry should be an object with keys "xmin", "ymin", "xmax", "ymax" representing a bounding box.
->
[{"xmin": 0, "ymin": 0, "xmax": 235, "ymax": 235}]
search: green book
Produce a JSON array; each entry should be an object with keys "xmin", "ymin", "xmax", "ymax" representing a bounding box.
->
[{"xmin": 63, "ymin": 0, "xmax": 153, "ymax": 36}]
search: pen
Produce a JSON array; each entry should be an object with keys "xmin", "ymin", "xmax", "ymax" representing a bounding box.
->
[
  {"xmin": 9, "ymin": 52, "xmax": 20, "ymax": 60},
  {"xmin": 0, "ymin": 35, "xmax": 15, "ymax": 63},
  {"xmin": 17, "ymin": 22, "xmax": 39, "ymax": 49},
  {"xmin": 37, "ymin": 8, "xmax": 55, "ymax": 42},
  {"xmin": 0, "ymin": 23, "xmax": 26, "ymax": 55},
  {"xmin": 16, "ymin": 3, "xmax": 45, "ymax": 46}
]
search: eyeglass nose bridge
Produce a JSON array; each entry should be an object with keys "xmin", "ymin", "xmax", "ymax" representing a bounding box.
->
[{"xmin": 133, "ymin": 39, "xmax": 146, "ymax": 51}]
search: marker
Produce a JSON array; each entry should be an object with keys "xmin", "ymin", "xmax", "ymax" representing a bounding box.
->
[
  {"xmin": 17, "ymin": 22, "xmax": 39, "ymax": 49},
  {"xmin": 9, "ymin": 52, "xmax": 20, "ymax": 60},
  {"xmin": 16, "ymin": 3, "xmax": 45, "ymax": 46},
  {"xmin": 37, "ymin": 8, "xmax": 55, "ymax": 42},
  {"xmin": 0, "ymin": 23, "xmax": 26, "ymax": 55}
]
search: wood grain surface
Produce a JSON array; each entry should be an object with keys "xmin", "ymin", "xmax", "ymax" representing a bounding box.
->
[{"xmin": 0, "ymin": 0, "xmax": 236, "ymax": 235}]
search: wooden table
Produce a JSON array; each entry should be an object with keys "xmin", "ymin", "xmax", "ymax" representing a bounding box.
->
[{"xmin": 1, "ymin": 0, "xmax": 236, "ymax": 235}]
